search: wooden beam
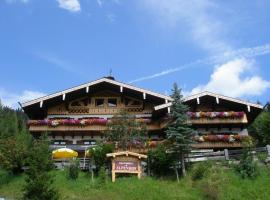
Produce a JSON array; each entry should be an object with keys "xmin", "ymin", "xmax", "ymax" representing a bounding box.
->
[
  {"xmin": 143, "ymin": 92, "xmax": 146, "ymax": 100},
  {"xmin": 197, "ymin": 97, "xmax": 200, "ymax": 104},
  {"xmin": 247, "ymin": 105, "xmax": 251, "ymax": 112}
]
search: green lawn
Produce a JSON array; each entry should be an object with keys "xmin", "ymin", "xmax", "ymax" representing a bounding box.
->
[{"xmin": 1, "ymin": 167, "xmax": 270, "ymax": 200}]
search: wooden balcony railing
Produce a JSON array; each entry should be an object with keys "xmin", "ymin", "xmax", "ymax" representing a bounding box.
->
[
  {"xmin": 192, "ymin": 142, "xmax": 242, "ymax": 149},
  {"xmin": 188, "ymin": 114, "xmax": 248, "ymax": 124},
  {"xmin": 29, "ymin": 123, "xmax": 161, "ymax": 132}
]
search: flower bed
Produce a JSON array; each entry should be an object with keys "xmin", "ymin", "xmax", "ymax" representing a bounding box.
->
[
  {"xmin": 193, "ymin": 134, "xmax": 251, "ymax": 143},
  {"xmin": 27, "ymin": 118, "xmax": 151, "ymax": 127},
  {"xmin": 187, "ymin": 111, "xmax": 244, "ymax": 119}
]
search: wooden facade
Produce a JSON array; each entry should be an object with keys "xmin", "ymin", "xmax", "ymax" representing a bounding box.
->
[{"xmin": 21, "ymin": 77, "xmax": 263, "ymax": 153}]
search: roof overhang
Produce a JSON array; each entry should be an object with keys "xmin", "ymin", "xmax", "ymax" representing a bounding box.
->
[
  {"xmin": 21, "ymin": 77, "xmax": 172, "ymax": 108},
  {"xmin": 154, "ymin": 91, "xmax": 264, "ymax": 111}
]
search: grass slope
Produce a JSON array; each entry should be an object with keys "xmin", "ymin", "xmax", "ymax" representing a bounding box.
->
[{"xmin": 0, "ymin": 167, "xmax": 270, "ymax": 200}]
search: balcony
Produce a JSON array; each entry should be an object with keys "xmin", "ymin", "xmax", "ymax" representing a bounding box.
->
[
  {"xmin": 28, "ymin": 118, "xmax": 161, "ymax": 132},
  {"xmin": 187, "ymin": 111, "xmax": 248, "ymax": 124},
  {"xmin": 192, "ymin": 142, "xmax": 242, "ymax": 149}
]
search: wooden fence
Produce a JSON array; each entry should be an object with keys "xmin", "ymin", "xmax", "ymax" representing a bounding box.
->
[{"xmin": 185, "ymin": 145, "xmax": 270, "ymax": 162}]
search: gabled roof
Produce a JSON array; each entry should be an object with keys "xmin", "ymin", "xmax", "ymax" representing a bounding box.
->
[
  {"xmin": 154, "ymin": 91, "xmax": 264, "ymax": 111},
  {"xmin": 21, "ymin": 77, "xmax": 172, "ymax": 108}
]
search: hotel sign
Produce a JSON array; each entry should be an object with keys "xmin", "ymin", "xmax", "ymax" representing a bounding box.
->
[
  {"xmin": 115, "ymin": 161, "xmax": 138, "ymax": 171},
  {"xmin": 107, "ymin": 151, "xmax": 147, "ymax": 182}
]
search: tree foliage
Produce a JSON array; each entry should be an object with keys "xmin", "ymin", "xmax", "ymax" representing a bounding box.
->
[
  {"xmin": 106, "ymin": 110, "xmax": 147, "ymax": 150},
  {"xmin": 22, "ymin": 135, "xmax": 58, "ymax": 200},
  {"xmin": 0, "ymin": 101, "xmax": 31, "ymax": 174},
  {"xmin": 0, "ymin": 130, "xmax": 31, "ymax": 174},
  {"xmin": 165, "ymin": 83, "xmax": 195, "ymax": 177},
  {"xmin": 249, "ymin": 108, "xmax": 270, "ymax": 146}
]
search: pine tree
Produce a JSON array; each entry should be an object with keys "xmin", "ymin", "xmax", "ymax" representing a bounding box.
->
[
  {"xmin": 22, "ymin": 135, "xmax": 58, "ymax": 200},
  {"xmin": 165, "ymin": 83, "xmax": 195, "ymax": 178}
]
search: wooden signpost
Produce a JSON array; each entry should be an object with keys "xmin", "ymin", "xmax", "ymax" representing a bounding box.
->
[{"xmin": 106, "ymin": 151, "xmax": 147, "ymax": 182}]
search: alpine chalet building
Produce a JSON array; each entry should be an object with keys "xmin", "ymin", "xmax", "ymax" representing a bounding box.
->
[{"xmin": 20, "ymin": 76, "xmax": 263, "ymax": 154}]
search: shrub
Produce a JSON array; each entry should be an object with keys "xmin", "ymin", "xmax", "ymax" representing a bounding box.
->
[
  {"xmin": 66, "ymin": 159, "xmax": 79, "ymax": 180},
  {"xmin": 0, "ymin": 168, "xmax": 12, "ymax": 185},
  {"xmin": 96, "ymin": 166, "xmax": 107, "ymax": 187},
  {"xmin": 235, "ymin": 151, "xmax": 258, "ymax": 179},
  {"xmin": 88, "ymin": 143, "xmax": 114, "ymax": 172},
  {"xmin": 235, "ymin": 146, "xmax": 259, "ymax": 179},
  {"xmin": 190, "ymin": 161, "xmax": 212, "ymax": 181},
  {"xmin": 148, "ymin": 144, "xmax": 174, "ymax": 177}
]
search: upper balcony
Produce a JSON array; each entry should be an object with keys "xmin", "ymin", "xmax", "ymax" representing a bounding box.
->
[
  {"xmin": 187, "ymin": 111, "xmax": 248, "ymax": 124},
  {"xmin": 27, "ymin": 118, "xmax": 161, "ymax": 132}
]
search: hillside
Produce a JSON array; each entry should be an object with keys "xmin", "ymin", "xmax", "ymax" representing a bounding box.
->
[{"xmin": 1, "ymin": 166, "xmax": 270, "ymax": 200}]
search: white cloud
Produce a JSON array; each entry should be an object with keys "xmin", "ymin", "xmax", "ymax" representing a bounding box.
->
[
  {"xmin": 96, "ymin": 0, "xmax": 103, "ymax": 6},
  {"xmin": 129, "ymin": 43, "xmax": 270, "ymax": 83},
  {"xmin": 133, "ymin": 1, "xmax": 270, "ymax": 99},
  {"xmin": 129, "ymin": 59, "xmax": 203, "ymax": 83},
  {"xmin": 0, "ymin": 88, "xmax": 46, "ymax": 109},
  {"xmin": 57, "ymin": 0, "xmax": 81, "ymax": 13},
  {"xmin": 34, "ymin": 52, "xmax": 86, "ymax": 78},
  {"xmin": 138, "ymin": 0, "xmax": 231, "ymax": 53},
  {"xmin": 190, "ymin": 58, "xmax": 270, "ymax": 97}
]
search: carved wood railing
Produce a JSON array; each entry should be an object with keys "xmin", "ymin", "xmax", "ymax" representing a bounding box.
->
[{"xmin": 48, "ymin": 107, "xmax": 152, "ymax": 115}]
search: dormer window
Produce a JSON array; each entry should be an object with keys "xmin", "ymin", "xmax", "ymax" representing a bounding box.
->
[{"xmin": 108, "ymin": 98, "xmax": 117, "ymax": 107}]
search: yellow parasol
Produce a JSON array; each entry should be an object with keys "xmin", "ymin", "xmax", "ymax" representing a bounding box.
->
[{"xmin": 52, "ymin": 148, "xmax": 78, "ymax": 159}]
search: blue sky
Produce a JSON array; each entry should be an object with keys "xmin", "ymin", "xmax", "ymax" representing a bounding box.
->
[{"xmin": 0, "ymin": 0, "xmax": 270, "ymax": 108}]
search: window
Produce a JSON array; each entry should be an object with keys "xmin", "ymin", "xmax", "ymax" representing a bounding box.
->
[
  {"xmin": 95, "ymin": 99, "xmax": 104, "ymax": 107},
  {"xmin": 108, "ymin": 98, "xmax": 117, "ymax": 107}
]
